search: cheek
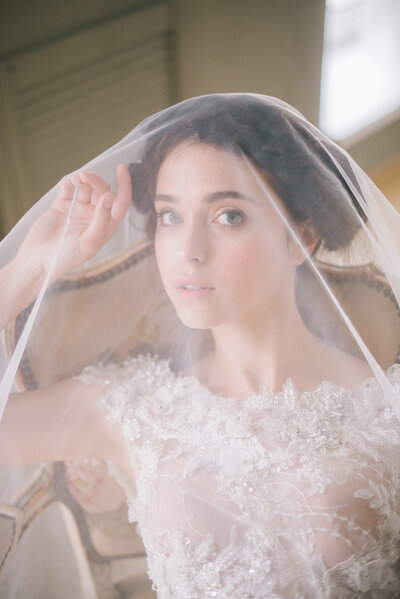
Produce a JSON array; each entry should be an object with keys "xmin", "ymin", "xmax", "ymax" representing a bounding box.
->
[
  {"xmin": 154, "ymin": 232, "xmax": 174, "ymax": 275},
  {"xmin": 221, "ymin": 242, "xmax": 259, "ymax": 282},
  {"xmin": 219, "ymin": 233, "xmax": 288, "ymax": 291}
]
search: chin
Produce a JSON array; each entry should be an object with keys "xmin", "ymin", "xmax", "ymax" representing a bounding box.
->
[
  {"xmin": 176, "ymin": 313, "xmax": 216, "ymax": 331},
  {"xmin": 173, "ymin": 305, "xmax": 224, "ymax": 331}
]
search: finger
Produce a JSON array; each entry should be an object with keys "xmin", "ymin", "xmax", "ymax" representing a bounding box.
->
[
  {"xmin": 69, "ymin": 178, "xmax": 93, "ymax": 204},
  {"xmin": 70, "ymin": 173, "xmax": 81, "ymax": 187},
  {"xmin": 112, "ymin": 164, "xmax": 132, "ymax": 222},
  {"xmin": 58, "ymin": 179, "xmax": 75, "ymax": 200},
  {"xmin": 80, "ymin": 193, "xmax": 114, "ymax": 256},
  {"xmin": 52, "ymin": 179, "xmax": 75, "ymax": 212},
  {"xmin": 80, "ymin": 171, "xmax": 110, "ymax": 200}
]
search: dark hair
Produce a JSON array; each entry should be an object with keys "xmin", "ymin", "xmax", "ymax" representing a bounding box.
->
[{"xmin": 129, "ymin": 94, "xmax": 365, "ymax": 251}]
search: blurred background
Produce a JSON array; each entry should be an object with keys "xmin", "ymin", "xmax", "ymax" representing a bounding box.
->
[
  {"xmin": 0, "ymin": 0, "xmax": 399, "ymax": 238},
  {"xmin": 0, "ymin": 1, "xmax": 399, "ymax": 597}
]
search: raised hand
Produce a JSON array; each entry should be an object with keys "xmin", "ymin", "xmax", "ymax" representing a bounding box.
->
[{"xmin": 16, "ymin": 164, "xmax": 132, "ymax": 282}]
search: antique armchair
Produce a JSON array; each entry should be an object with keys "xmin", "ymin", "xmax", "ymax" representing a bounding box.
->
[{"xmin": 1, "ymin": 240, "xmax": 399, "ymax": 598}]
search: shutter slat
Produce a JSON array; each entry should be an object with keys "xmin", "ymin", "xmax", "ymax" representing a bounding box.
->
[{"xmin": 1, "ymin": 5, "xmax": 175, "ymax": 224}]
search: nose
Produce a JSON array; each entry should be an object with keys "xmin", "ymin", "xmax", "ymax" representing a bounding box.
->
[{"xmin": 178, "ymin": 222, "xmax": 208, "ymax": 264}]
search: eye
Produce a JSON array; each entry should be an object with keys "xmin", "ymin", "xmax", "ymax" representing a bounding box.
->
[
  {"xmin": 156, "ymin": 209, "xmax": 182, "ymax": 226},
  {"xmin": 215, "ymin": 209, "xmax": 244, "ymax": 226}
]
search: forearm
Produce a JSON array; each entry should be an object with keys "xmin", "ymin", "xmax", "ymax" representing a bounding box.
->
[
  {"xmin": 0, "ymin": 381, "xmax": 109, "ymax": 466},
  {"xmin": 0, "ymin": 257, "xmax": 44, "ymax": 331}
]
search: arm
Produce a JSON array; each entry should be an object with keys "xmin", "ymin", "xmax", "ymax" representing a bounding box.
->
[
  {"xmin": 0, "ymin": 165, "xmax": 132, "ymax": 332},
  {"xmin": 0, "ymin": 378, "xmax": 128, "ymax": 467},
  {"xmin": 0, "ymin": 168, "xmax": 133, "ymax": 468},
  {"xmin": 0, "ymin": 257, "xmax": 44, "ymax": 332}
]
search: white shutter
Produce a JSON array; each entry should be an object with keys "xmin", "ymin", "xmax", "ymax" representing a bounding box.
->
[{"xmin": 0, "ymin": 2, "xmax": 176, "ymax": 234}]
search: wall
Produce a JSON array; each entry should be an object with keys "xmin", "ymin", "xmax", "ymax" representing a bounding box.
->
[
  {"xmin": 176, "ymin": 0, "xmax": 325, "ymax": 123},
  {"xmin": 0, "ymin": 0, "xmax": 159, "ymax": 59},
  {"xmin": 0, "ymin": 0, "xmax": 325, "ymax": 119},
  {"xmin": 0, "ymin": 0, "xmax": 327, "ymax": 235}
]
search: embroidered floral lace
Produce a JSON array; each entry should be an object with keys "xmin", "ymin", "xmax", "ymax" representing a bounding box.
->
[{"xmin": 76, "ymin": 354, "xmax": 400, "ymax": 598}]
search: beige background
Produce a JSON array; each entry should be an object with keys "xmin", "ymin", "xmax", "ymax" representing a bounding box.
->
[{"xmin": 1, "ymin": 0, "xmax": 398, "ymax": 237}]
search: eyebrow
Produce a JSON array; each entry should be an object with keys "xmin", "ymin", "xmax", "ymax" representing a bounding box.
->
[{"xmin": 154, "ymin": 191, "xmax": 257, "ymax": 205}]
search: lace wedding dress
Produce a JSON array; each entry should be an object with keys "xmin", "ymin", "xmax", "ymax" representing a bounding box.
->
[{"xmin": 77, "ymin": 354, "xmax": 400, "ymax": 598}]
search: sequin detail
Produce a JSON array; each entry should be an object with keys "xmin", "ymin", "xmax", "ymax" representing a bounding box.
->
[{"xmin": 76, "ymin": 355, "xmax": 400, "ymax": 598}]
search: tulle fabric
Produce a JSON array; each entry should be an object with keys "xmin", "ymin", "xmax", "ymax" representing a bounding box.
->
[
  {"xmin": 1, "ymin": 93, "xmax": 400, "ymax": 597},
  {"xmin": 2, "ymin": 94, "xmax": 400, "ymax": 401}
]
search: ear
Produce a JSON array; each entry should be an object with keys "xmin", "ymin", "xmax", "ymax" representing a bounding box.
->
[{"xmin": 288, "ymin": 220, "xmax": 320, "ymax": 266}]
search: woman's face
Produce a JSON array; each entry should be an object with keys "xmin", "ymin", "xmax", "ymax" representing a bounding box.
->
[{"xmin": 154, "ymin": 142, "xmax": 301, "ymax": 330}]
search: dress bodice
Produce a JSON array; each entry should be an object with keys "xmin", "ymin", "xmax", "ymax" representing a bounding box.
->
[{"xmin": 77, "ymin": 355, "xmax": 400, "ymax": 598}]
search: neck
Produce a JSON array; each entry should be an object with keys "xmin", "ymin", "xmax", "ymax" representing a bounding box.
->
[{"xmin": 205, "ymin": 284, "xmax": 322, "ymax": 397}]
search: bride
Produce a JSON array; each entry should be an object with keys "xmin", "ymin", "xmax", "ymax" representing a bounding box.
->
[{"xmin": 0, "ymin": 94, "xmax": 399, "ymax": 597}]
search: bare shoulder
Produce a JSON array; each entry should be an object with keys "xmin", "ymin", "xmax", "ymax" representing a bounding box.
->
[{"xmin": 322, "ymin": 344, "xmax": 374, "ymax": 392}]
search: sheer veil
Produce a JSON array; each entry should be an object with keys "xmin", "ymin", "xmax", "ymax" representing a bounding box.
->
[{"xmin": 0, "ymin": 93, "xmax": 400, "ymax": 596}]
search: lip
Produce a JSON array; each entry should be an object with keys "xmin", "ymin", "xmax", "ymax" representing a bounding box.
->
[
  {"xmin": 175, "ymin": 277, "xmax": 214, "ymax": 288},
  {"xmin": 175, "ymin": 278, "xmax": 214, "ymax": 300}
]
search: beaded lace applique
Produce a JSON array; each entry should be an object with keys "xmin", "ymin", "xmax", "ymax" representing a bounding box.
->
[{"xmin": 77, "ymin": 355, "xmax": 400, "ymax": 598}]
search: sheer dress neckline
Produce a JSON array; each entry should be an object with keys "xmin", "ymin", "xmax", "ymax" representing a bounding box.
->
[{"xmin": 174, "ymin": 360, "xmax": 400, "ymax": 407}]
